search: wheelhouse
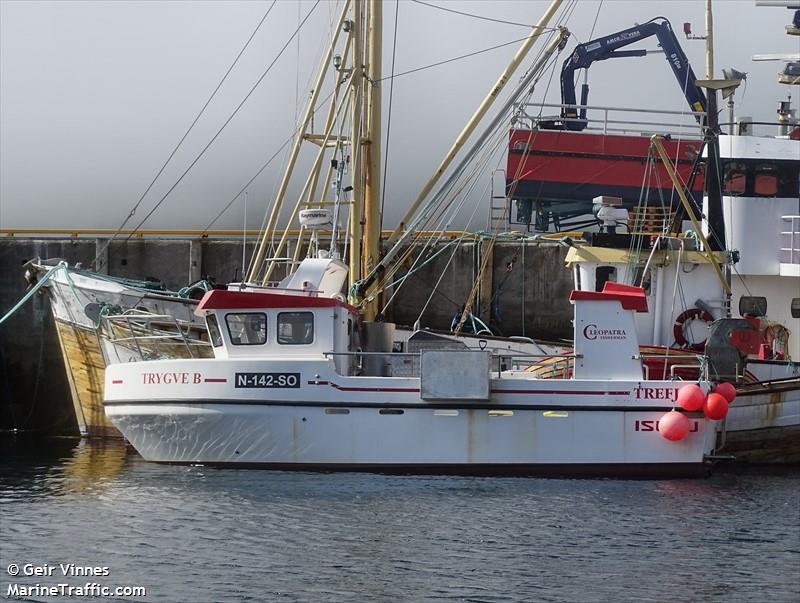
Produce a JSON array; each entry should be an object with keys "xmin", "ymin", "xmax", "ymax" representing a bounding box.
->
[{"xmin": 196, "ymin": 288, "xmax": 359, "ymax": 374}]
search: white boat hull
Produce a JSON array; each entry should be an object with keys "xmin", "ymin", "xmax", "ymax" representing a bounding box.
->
[
  {"xmin": 104, "ymin": 360, "xmax": 718, "ymax": 477},
  {"xmin": 106, "ymin": 403, "xmax": 714, "ymax": 476}
]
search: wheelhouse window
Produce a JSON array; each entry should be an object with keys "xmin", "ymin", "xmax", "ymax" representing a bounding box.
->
[
  {"xmin": 723, "ymin": 162, "xmax": 747, "ymax": 195},
  {"xmin": 753, "ymin": 165, "xmax": 778, "ymax": 197},
  {"xmin": 278, "ymin": 312, "xmax": 314, "ymax": 345},
  {"xmin": 721, "ymin": 159, "xmax": 799, "ymax": 197},
  {"xmin": 225, "ymin": 313, "xmax": 267, "ymax": 345},
  {"xmin": 207, "ymin": 315, "xmax": 223, "ymax": 347}
]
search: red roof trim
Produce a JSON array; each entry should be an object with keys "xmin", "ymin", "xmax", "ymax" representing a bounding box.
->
[
  {"xmin": 196, "ymin": 289, "xmax": 359, "ymax": 314},
  {"xmin": 569, "ymin": 282, "xmax": 648, "ymax": 312}
]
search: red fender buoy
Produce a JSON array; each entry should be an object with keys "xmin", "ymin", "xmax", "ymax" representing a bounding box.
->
[
  {"xmin": 713, "ymin": 382, "xmax": 737, "ymax": 403},
  {"xmin": 677, "ymin": 383, "xmax": 705, "ymax": 411},
  {"xmin": 704, "ymin": 393, "xmax": 729, "ymax": 420},
  {"xmin": 658, "ymin": 411, "xmax": 691, "ymax": 441}
]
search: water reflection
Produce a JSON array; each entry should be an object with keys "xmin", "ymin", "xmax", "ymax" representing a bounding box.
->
[
  {"xmin": 1, "ymin": 440, "xmax": 798, "ymax": 602},
  {"xmin": 1, "ymin": 436, "xmax": 127, "ymax": 498}
]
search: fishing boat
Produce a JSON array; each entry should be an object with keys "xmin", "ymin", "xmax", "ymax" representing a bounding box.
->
[
  {"xmin": 103, "ymin": 257, "xmax": 723, "ymax": 477},
  {"xmin": 512, "ymin": 2, "xmax": 800, "ymax": 462},
  {"xmin": 17, "ymin": 0, "xmax": 569, "ymax": 438},
  {"xmin": 19, "ymin": 260, "xmax": 212, "ymax": 437}
]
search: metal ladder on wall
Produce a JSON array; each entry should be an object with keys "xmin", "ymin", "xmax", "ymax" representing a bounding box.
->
[{"xmin": 487, "ymin": 169, "xmax": 510, "ymax": 232}]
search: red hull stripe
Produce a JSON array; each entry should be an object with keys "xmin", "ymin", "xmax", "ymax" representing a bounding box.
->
[
  {"xmin": 492, "ymin": 389, "xmax": 630, "ymax": 396},
  {"xmin": 308, "ymin": 381, "xmax": 628, "ymax": 396},
  {"xmin": 111, "ymin": 379, "xmax": 123, "ymax": 384}
]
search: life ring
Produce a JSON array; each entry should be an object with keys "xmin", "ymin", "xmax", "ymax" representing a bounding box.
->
[{"xmin": 673, "ymin": 308, "xmax": 713, "ymax": 351}]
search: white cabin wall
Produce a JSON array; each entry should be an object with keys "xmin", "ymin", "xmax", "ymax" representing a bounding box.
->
[
  {"xmin": 575, "ymin": 261, "xmax": 727, "ymax": 348},
  {"xmin": 722, "ymin": 195, "xmax": 799, "ymax": 275}
]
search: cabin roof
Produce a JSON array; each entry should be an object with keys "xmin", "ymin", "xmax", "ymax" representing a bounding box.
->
[
  {"xmin": 565, "ymin": 245, "xmax": 728, "ymax": 266},
  {"xmin": 569, "ymin": 282, "xmax": 648, "ymax": 312},
  {"xmin": 195, "ymin": 289, "xmax": 358, "ymax": 315}
]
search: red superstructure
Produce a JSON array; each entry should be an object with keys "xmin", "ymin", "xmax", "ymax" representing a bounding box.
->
[{"xmin": 505, "ymin": 129, "xmax": 705, "ymax": 225}]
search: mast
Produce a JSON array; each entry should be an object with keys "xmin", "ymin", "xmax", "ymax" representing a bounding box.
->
[
  {"xmin": 701, "ymin": 0, "xmax": 726, "ymax": 252},
  {"xmin": 248, "ymin": 0, "xmax": 353, "ymax": 283},
  {"xmin": 385, "ymin": 0, "xmax": 564, "ymax": 246},
  {"xmin": 704, "ymin": 0, "xmax": 714, "ymax": 79},
  {"xmin": 348, "ymin": 0, "xmax": 365, "ymax": 292},
  {"xmin": 362, "ymin": 0, "xmax": 382, "ymax": 320}
]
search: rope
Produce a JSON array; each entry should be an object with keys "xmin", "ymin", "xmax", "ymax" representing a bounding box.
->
[
  {"xmin": 0, "ymin": 262, "xmax": 68, "ymax": 327},
  {"xmin": 94, "ymin": 2, "xmax": 278, "ymax": 267},
  {"xmin": 124, "ymin": 0, "xmax": 321, "ymax": 240},
  {"xmin": 379, "ymin": 0, "xmax": 400, "ymax": 230},
  {"xmin": 377, "ymin": 34, "xmax": 557, "ymax": 83},
  {"xmin": 410, "ymin": 0, "xmax": 538, "ymax": 29}
]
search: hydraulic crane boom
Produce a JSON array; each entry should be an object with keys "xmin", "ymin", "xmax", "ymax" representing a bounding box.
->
[{"xmin": 560, "ymin": 17, "xmax": 707, "ymax": 131}]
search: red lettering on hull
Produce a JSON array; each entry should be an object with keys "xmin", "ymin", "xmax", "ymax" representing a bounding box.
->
[
  {"xmin": 634, "ymin": 419, "xmax": 699, "ymax": 433},
  {"xmin": 142, "ymin": 372, "xmax": 204, "ymax": 386},
  {"xmin": 633, "ymin": 387, "xmax": 679, "ymax": 401}
]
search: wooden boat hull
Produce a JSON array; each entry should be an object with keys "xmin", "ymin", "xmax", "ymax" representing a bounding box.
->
[
  {"xmin": 38, "ymin": 265, "xmax": 210, "ymax": 438},
  {"xmin": 53, "ymin": 319, "xmax": 119, "ymax": 438}
]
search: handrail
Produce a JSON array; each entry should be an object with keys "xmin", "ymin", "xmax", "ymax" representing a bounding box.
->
[
  {"xmin": 518, "ymin": 101, "xmax": 707, "ymax": 118},
  {"xmin": 0, "ymin": 228, "xmax": 481, "ymax": 240},
  {"xmin": 515, "ymin": 101, "xmax": 705, "ymax": 137}
]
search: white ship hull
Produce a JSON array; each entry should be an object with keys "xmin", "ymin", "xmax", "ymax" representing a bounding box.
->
[{"xmin": 104, "ymin": 360, "xmax": 718, "ymax": 477}]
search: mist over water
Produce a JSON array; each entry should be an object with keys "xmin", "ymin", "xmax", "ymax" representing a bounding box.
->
[{"xmin": 1, "ymin": 438, "xmax": 798, "ymax": 602}]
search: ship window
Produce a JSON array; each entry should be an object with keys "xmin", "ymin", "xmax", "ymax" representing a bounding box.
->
[
  {"xmin": 206, "ymin": 315, "xmax": 223, "ymax": 347},
  {"xmin": 753, "ymin": 165, "xmax": 778, "ymax": 197},
  {"xmin": 379, "ymin": 408, "xmax": 404, "ymax": 415},
  {"xmin": 792, "ymin": 298, "xmax": 800, "ymax": 320},
  {"xmin": 225, "ymin": 313, "xmax": 267, "ymax": 345},
  {"xmin": 776, "ymin": 163, "xmax": 800, "ymax": 197},
  {"xmin": 595, "ymin": 266, "xmax": 616, "ymax": 292},
  {"xmin": 278, "ymin": 312, "xmax": 314, "ymax": 345},
  {"xmin": 723, "ymin": 162, "xmax": 746, "ymax": 195},
  {"xmin": 739, "ymin": 296, "xmax": 767, "ymax": 318}
]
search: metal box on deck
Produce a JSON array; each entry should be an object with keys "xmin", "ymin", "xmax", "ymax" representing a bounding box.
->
[{"xmin": 420, "ymin": 350, "xmax": 491, "ymax": 401}]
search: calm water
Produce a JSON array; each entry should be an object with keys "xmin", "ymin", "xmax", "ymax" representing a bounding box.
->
[{"xmin": 1, "ymin": 438, "xmax": 798, "ymax": 603}]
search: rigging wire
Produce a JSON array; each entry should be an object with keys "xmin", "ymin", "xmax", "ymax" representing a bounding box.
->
[
  {"xmin": 409, "ymin": 0, "xmax": 537, "ymax": 29},
  {"xmin": 377, "ymin": 33, "xmax": 557, "ymax": 83},
  {"xmin": 201, "ymin": 133, "xmax": 294, "ymax": 233},
  {"xmin": 588, "ymin": 0, "xmax": 604, "ymax": 40},
  {"xmin": 123, "ymin": 0, "xmax": 321, "ymax": 242},
  {"xmin": 92, "ymin": 0, "xmax": 278, "ymax": 268},
  {"xmin": 373, "ymin": 25, "xmax": 569, "ymax": 306},
  {"xmin": 379, "ymin": 0, "xmax": 400, "ymax": 230}
]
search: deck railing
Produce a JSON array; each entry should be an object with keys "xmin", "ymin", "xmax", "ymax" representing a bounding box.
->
[
  {"xmin": 99, "ymin": 310, "xmax": 211, "ymax": 361},
  {"xmin": 513, "ymin": 102, "xmax": 705, "ymax": 138}
]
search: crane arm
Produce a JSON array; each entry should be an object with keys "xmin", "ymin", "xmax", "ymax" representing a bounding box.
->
[{"xmin": 560, "ymin": 17, "xmax": 707, "ymax": 131}]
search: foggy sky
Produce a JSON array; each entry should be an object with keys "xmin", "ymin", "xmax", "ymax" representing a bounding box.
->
[{"xmin": 0, "ymin": 0, "xmax": 796, "ymax": 232}]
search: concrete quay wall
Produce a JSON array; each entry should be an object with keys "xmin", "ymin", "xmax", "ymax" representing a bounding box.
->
[{"xmin": 0, "ymin": 237, "xmax": 572, "ymax": 435}]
